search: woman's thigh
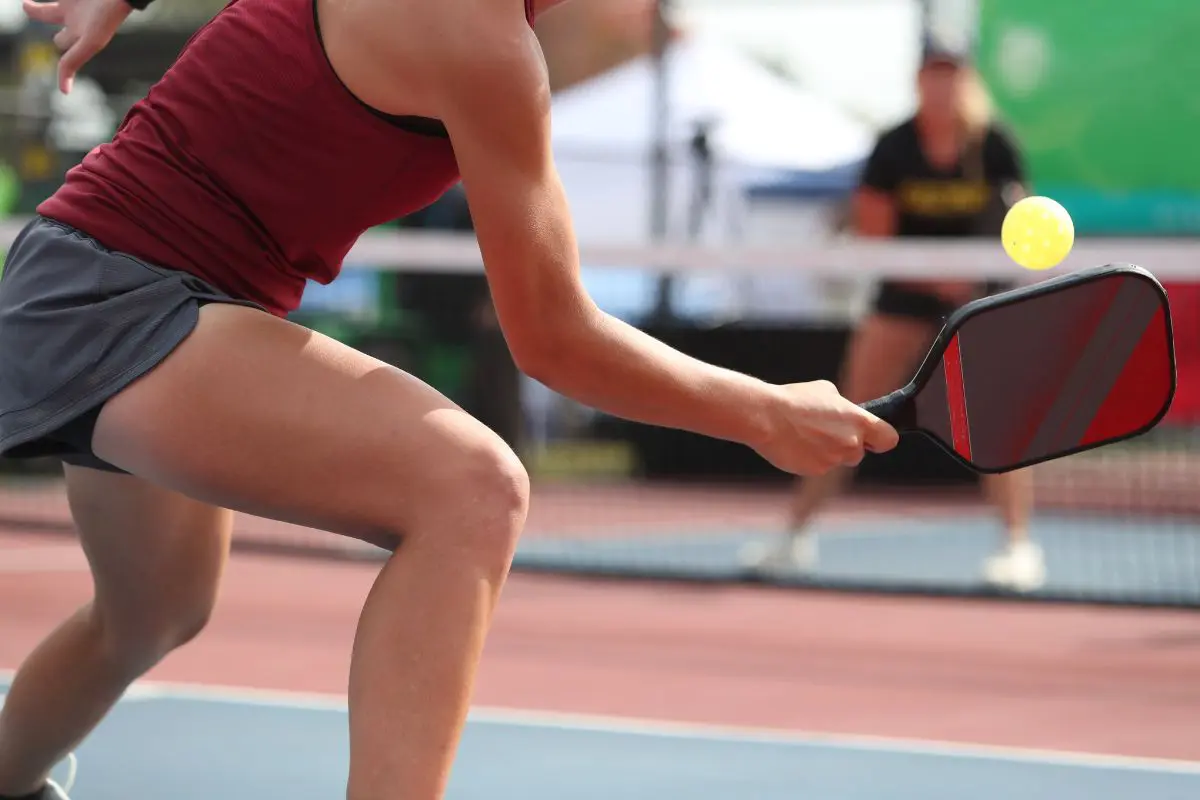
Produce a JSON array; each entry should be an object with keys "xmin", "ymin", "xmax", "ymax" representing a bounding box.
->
[
  {"xmin": 91, "ymin": 303, "xmax": 527, "ymax": 550},
  {"xmin": 838, "ymin": 313, "xmax": 938, "ymax": 404}
]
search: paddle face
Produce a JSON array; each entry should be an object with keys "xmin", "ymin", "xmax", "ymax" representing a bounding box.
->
[{"xmin": 866, "ymin": 264, "xmax": 1176, "ymax": 473}]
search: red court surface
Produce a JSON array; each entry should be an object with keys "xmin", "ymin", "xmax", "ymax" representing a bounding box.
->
[{"xmin": 3, "ymin": 518, "xmax": 1200, "ymax": 763}]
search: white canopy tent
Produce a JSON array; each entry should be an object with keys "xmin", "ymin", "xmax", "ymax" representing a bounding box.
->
[{"xmin": 550, "ymin": 34, "xmax": 874, "ymax": 249}]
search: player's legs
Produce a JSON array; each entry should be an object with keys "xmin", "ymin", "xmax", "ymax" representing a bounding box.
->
[
  {"xmin": 742, "ymin": 309, "xmax": 935, "ymax": 573},
  {"xmin": 981, "ymin": 468, "xmax": 1043, "ymax": 590},
  {"xmin": 88, "ymin": 303, "xmax": 528, "ymax": 800},
  {"xmin": 771, "ymin": 319, "xmax": 1043, "ymax": 587},
  {"xmin": 984, "ymin": 469, "xmax": 1032, "ymax": 543},
  {"xmin": 789, "ymin": 311, "xmax": 936, "ymax": 524},
  {"xmin": 0, "ymin": 467, "xmax": 232, "ymax": 796}
]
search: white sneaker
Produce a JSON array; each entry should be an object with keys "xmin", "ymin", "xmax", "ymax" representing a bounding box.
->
[
  {"xmin": 740, "ymin": 533, "xmax": 818, "ymax": 575},
  {"xmin": 982, "ymin": 541, "xmax": 1046, "ymax": 592},
  {"xmin": 43, "ymin": 780, "xmax": 72, "ymax": 800},
  {"xmin": 41, "ymin": 753, "xmax": 76, "ymax": 799}
]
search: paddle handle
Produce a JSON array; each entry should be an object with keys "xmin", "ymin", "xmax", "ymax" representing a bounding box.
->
[{"xmin": 860, "ymin": 388, "xmax": 915, "ymax": 428}]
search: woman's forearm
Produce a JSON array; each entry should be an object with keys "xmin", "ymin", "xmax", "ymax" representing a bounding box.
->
[{"xmin": 518, "ymin": 308, "xmax": 778, "ymax": 449}]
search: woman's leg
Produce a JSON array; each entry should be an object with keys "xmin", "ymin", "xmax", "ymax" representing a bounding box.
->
[
  {"xmin": 981, "ymin": 468, "xmax": 1044, "ymax": 590},
  {"xmin": 0, "ymin": 467, "xmax": 232, "ymax": 796},
  {"xmin": 742, "ymin": 312, "xmax": 935, "ymax": 572},
  {"xmin": 88, "ymin": 303, "xmax": 529, "ymax": 800},
  {"xmin": 984, "ymin": 470, "xmax": 1033, "ymax": 541}
]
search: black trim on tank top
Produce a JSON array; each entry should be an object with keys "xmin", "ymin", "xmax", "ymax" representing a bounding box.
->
[{"xmin": 311, "ymin": 0, "xmax": 450, "ymax": 138}]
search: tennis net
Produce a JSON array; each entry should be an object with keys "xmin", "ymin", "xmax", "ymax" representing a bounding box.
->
[{"xmin": 1, "ymin": 222, "xmax": 1198, "ymax": 608}]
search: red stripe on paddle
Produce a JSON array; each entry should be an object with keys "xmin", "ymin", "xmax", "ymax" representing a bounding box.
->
[{"xmin": 944, "ymin": 334, "xmax": 972, "ymax": 460}]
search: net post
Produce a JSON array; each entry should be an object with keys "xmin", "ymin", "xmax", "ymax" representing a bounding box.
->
[{"xmin": 648, "ymin": 0, "xmax": 674, "ymax": 324}]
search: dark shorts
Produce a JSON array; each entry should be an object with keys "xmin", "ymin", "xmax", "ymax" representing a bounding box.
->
[
  {"xmin": 870, "ymin": 280, "xmax": 1016, "ymax": 324},
  {"xmin": 0, "ymin": 216, "xmax": 263, "ymax": 473}
]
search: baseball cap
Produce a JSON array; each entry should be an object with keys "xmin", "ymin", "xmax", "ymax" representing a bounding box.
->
[{"xmin": 921, "ymin": 34, "xmax": 973, "ymax": 67}]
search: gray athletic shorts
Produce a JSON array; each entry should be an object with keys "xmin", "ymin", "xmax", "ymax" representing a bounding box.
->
[{"xmin": 0, "ymin": 216, "xmax": 264, "ymax": 473}]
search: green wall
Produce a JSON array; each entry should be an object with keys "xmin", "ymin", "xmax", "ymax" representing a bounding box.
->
[{"xmin": 977, "ymin": 0, "xmax": 1200, "ymax": 234}]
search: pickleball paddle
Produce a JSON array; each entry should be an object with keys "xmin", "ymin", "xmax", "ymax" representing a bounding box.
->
[{"xmin": 861, "ymin": 264, "xmax": 1176, "ymax": 473}]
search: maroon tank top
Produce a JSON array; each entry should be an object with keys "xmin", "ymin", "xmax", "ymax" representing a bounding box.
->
[{"xmin": 39, "ymin": 0, "xmax": 537, "ymax": 317}]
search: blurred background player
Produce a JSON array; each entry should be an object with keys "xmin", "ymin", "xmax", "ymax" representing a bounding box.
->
[{"xmin": 743, "ymin": 38, "xmax": 1043, "ymax": 592}]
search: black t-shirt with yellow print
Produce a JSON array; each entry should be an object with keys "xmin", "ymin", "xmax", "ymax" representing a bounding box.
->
[{"xmin": 860, "ymin": 118, "xmax": 1025, "ymax": 238}]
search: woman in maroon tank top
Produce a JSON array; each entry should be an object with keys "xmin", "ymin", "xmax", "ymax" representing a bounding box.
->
[{"xmin": 0, "ymin": 1, "xmax": 898, "ymax": 798}]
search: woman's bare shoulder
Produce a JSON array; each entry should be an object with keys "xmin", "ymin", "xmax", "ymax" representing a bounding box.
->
[{"xmin": 322, "ymin": 0, "xmax": 544, "ymax": 120}]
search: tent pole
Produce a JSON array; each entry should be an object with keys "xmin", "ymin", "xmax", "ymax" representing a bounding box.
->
[{"xmin": 648, "ymin": 0, "xmax": 674, "ymax": 324}]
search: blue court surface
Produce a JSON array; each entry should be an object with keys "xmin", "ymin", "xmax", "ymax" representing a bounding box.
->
[
  {"xmin": 4, "ymin": 677, "xmax": 1199, "ymax": 800},
  {"xmin": 516, "ymin": 513, "xmax": 1200, "ymax": 604}
]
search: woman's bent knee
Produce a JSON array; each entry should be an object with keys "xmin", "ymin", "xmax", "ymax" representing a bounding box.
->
[
  {"xmin": 407, "ymin": 433, "xmax": 530, "ymax": 561},
  {"xmin": 93, "ymin": 598, "xmax": 214, "ymax": 677}
]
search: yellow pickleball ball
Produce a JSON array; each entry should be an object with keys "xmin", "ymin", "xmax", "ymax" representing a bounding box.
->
[{"xmin": 1001, "ymin": 196, "xmax": 1075, "ymax": 271}]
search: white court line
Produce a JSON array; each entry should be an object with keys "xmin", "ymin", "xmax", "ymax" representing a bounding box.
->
[{"xmin": 2, "ymin": 670, "xmax": 1196, "ymax": 775}]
